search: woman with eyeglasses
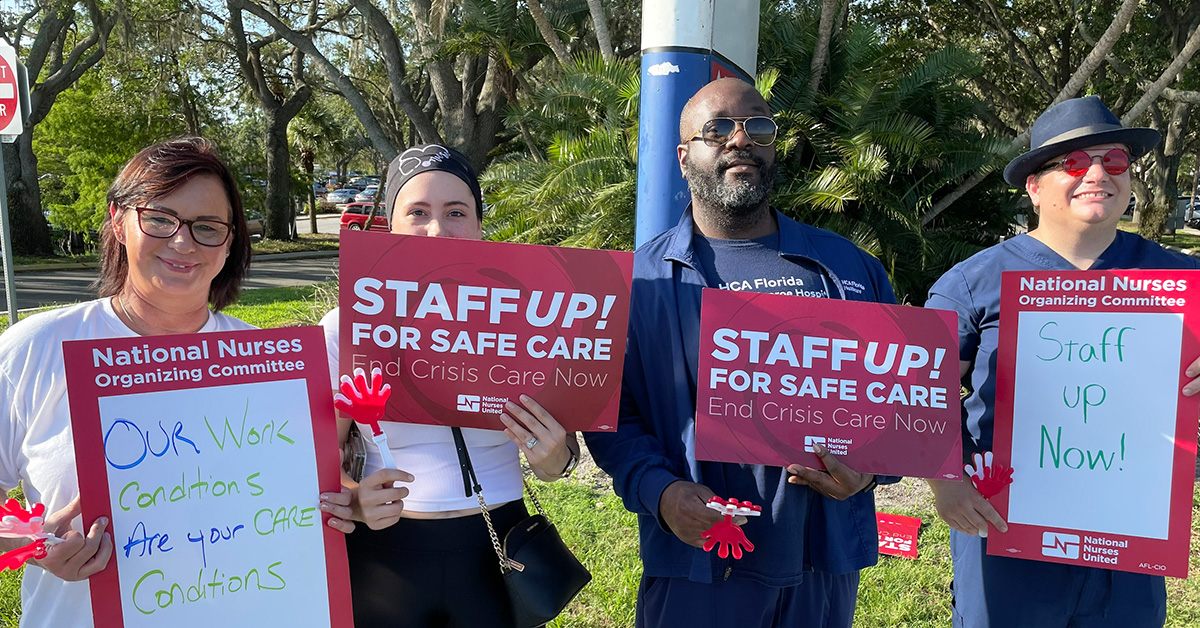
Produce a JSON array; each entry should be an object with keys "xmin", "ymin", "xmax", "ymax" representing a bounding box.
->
[
  {"xmin": 0, "ymin": 137, "xmax": 255, "ymax": 628},
  {"xmin": 925, "ymin": 96, "xmax": 1200, "ymax": 627}
]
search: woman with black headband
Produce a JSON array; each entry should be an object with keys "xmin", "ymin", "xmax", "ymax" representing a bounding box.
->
[
  {"xmin": 316, "ymin": 145, "xmax": 579, "ymax": 627},
  {"xmin": 925, "ymin": 96, "xmax": 1200, "ymax": 627}
]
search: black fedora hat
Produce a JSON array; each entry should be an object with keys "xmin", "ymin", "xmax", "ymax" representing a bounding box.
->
[{"xmin": 1003, "ymin": 95, "xmax": 1160, "ymax": 186}]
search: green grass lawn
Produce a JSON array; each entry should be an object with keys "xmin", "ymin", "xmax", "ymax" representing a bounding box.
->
[
  {"xmin": 248, "ymin": 233, "xmax": 339, "ymax": 256},
  {"xmin": 1118, "ymin": 220, "xmax": 1200, "ymax": 251},
  {"xmin": 1, "ymin": 285, "xmax": 1199, "ymax": 626}
]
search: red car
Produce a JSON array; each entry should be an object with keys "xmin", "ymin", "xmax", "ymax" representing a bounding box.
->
[{"xmin": 340, "ymin": 202, "xmax": 389, "ymax": 231}]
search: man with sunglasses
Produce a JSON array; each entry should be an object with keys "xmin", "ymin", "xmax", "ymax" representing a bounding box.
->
[
  {"xmin": 925, "ymin": 96, "xmax": 1200, "ymax": 627},
  {"xmin": 585, "ymin": 78, "xmax": 897, "ymax": 628}
]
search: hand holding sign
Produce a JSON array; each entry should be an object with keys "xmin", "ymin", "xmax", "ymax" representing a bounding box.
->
[
  {"xmin": 36, "ymin": 495, "xmax": 113, "ymax": 582},
  {"xmin": 927, "ymin": 476, "xmax": 1009, "ymax": 538},
  {"xmin": 319, "ymin": 488, "xmax": 357, "ymax": 535},
  {"xmin": 336, "ymin": 367, "xmax": 397, "ymax": 470},
  {"xmin": 785, "ymin": 443, "xmax": 875, "ymax": 500},
  {"xmin": 1182, "ymin": 354, "xmax": 1200, "ymax": 396},
  {"xmin": 499, "ymin": 395, "xmax": 577, "ymax": 479}
]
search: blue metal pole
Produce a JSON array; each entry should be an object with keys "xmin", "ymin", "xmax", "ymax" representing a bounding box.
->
[{"xmin": 634, "ymin": 0, "xmax": 760, "ymax": 248}]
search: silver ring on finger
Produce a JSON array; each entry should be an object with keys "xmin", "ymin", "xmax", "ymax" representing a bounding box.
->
[{"xmin": 525, "ymin": 436, "xmax": 538, "ymax": 449}]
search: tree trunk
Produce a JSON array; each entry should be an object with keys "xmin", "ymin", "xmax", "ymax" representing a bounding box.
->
[
  {"xmin": 1130, "ymin": 174, "xmax": 1149, "ymax": 228},
  {"xmin": 264, "ymin": 110, "xmax": 294, "ymax": 240},
  {"xmin": 1128, "ymin": 175, "xmax": 1147, "ymax": 226},
  {"xmin": 2, "ymin": 134, "xmax": 51, "ymax": 255},
  {"xmin": 528, "ymin": 0, "xmax": 570, "ymax": 65},
  {"xmin": 809, "ymin": 0, "xmax": 839, "ymax": 95},
  {"xmin": 1139, "ymin": 102, "xmax": 1191, "ymax": 239},
  {"xmin": 5, "ymin": 0, "xmax": 116, "ymax": 256},
  {"xmin": 236, "ymin": 0, "xmax": 399, "ymax": 161},
  {"xmin": 585, "ymin": 0, "xmax": 614, "ymax": 63}
]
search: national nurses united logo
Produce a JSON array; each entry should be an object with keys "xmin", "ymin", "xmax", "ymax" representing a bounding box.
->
[
  {"xmin": 456, "ymin": 394, "xmax": 481, "ymax": 412},
  {"xmin": 456, "ymin": 393, "xmax": 507, "ymax": 414},
  {"xmin": 803, "ymin": 434, "xmax": 851, "ymax": 455},
  {"xmin": 1041, "ymin": 532, "xmax": 1080, "ymax": 559}
]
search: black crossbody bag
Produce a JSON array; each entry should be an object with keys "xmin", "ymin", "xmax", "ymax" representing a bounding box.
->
[{"xmin": 451, "ymin": 427, "xmax": 592, "ymax": 628}]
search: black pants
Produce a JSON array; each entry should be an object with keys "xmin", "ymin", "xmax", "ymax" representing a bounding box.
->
[{"xmin": 346, "ymin": 500, "xmax": 528, "ymax": 628}]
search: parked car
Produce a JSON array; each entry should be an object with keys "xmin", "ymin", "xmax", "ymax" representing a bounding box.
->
[
  {"xmin": 340, "ymin": 202, "xmax": 389, "ymax": 231},
  {"xmin": 325, "ymin": 189, "xmax": 358, "ymax": 205},
  {"xmin": 245, "ymin": 210, "xmax": 264, "ymax": 239},
  {"xmin": 355, "ymin": 186, "xmax": 379, "ymax": 202}
]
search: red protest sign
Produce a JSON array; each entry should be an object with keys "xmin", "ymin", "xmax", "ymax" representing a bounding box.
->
[
  {"xmin": 877, "ymin": 513, "xmax": 921, "ymax": 559},
  {"xmin": 694, "ymin": 289, "xmax": 962, "ymax": 479},
  {"xmin": 62, "ymin": 327, "xmax": 351, "ymax": 627},
  {"xmin": 989, "ymin": 270, "xmax": 1200, "ymax": 578},
  {"xmin": 338, "ymin": 230, "xmax": 632, "ymax": 432}
]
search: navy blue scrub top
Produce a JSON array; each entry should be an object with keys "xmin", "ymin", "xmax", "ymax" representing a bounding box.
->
[{"xmin": 925, "ymin": 231, "xmax": 1200, "ymax": 459}]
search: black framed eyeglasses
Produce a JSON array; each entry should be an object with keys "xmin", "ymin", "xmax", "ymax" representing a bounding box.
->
[
  {"xmin": 130, "ymin": 207, "xmax": 233, "ymax": 247},
  {"xmin": 684, "ymin": 116, "xmax": 778, "ymax": 147}
]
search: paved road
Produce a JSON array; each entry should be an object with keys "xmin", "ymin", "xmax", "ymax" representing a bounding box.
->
[
  {"xmin": 296, "ymin": 214, "xmax": 341, "ymax": 235},
  {"xmin": 1, "ymin": 254, "xmax": 339, "ymax": 311}
]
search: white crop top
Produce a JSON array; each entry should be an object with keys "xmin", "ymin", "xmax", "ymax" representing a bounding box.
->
[{"xmin": 321, "ymin": 309, "xmax": 522, "ymax": 511}]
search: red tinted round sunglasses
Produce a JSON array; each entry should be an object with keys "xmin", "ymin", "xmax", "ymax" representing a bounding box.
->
[{"xmin": 1036, "ymin": 148, "xmax": 1130, "ymax": 178}]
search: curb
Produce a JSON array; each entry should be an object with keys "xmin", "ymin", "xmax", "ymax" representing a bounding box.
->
[
  {"xmin": 8, "ymin": 249, "xmax": 339, "ymax": 273},
  {"xmin": 1160, "ymin": 243, "xmax": 1200, "ymax": 258}
]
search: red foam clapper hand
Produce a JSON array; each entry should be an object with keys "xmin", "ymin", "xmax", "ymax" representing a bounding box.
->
[
  {"xmin": 0, "ymin": 499, "xmax": 59, "ymax": 543},
  {"xmin": 965, "ymin": 451, "xmax": 1013, "ymax": 499},
  {"xmin": 335, "ymin": 367, "xmax": 397, "ymax": 469},
  {"xmin": 0, "ymin": 539, "xmax": 47, "ymax": 571},
  {"xmin": 700, "ymin": 497, "xmax": 762, "ymax": 560},
  {"xmin": 0, "ymin": 499, "xmax": 46, "ymax": 539}
]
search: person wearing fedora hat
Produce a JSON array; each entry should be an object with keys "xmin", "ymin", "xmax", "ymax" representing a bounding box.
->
[
  {"xmin": 924, "ymin": 95, "xmax": 1200, "ymax": 627},
  {"xmin": 315, "ymin": 144, "xmax": 580, "ymax": 628}
]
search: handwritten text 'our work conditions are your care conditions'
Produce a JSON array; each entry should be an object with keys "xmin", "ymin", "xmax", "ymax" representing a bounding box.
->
[{"xmin": 94, "ymin": 336, "xmax": 316, "ymax": 616}]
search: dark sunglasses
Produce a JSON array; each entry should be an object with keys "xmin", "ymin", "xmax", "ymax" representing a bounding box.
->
[
  {"xmin": 684, "ymin": 116, "xmax": 778, "ymax": 147},
  {"xmin": 1036, "ymin": 148, "xmax": 1131, "ymax": 178}
]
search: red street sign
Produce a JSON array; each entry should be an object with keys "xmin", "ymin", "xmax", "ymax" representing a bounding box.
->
[{"xmin": 0, "ymin": 46, "xmax": 21, "ymax": 135}]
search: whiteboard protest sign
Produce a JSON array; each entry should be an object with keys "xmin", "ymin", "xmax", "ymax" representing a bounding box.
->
[
  {"xmin": 990, "ymin": 270, "xmax": 1200, "ymax": 578},
  {"xmin": 63, "ymin": 327, "xmax": 352, "ymax": 626}
]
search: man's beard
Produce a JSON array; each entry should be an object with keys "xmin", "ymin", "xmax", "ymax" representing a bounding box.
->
[{"xmin": 685, "ymin": 150, "xmax": 778, "ymax": 232}]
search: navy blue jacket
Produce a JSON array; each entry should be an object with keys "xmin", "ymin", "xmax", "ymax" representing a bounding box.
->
[{"xmin": 585, "ymin": 208, "xmax": 898, "ymax": 586}]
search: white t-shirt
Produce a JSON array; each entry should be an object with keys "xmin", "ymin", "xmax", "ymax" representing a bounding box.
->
[
  {"xmin": 320, "ymin": 309, "xmax": 521, "ymax": 511},
  {"xmin": 0, "ymin": 298, "xmax": 255, "ymax": 628}
]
